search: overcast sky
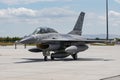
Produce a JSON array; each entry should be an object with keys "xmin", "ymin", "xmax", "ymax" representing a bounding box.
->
[{"xmin": 0, "ymin": 0, "xmax": 120, "ymax": 37}]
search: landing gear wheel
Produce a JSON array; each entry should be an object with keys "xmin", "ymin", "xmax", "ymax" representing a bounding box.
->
[
  {"xmin": 51, "ymin": 54, "xmax": 54, "ymax": 60},
  {"xmin": 72, "ymin": 54, "xmax": 78, "ymax": 60},
  {"xmin": 44, "ymin": 56, "xmax": 48, "ymax": 61},
  {"xmin": 51, "ymin": 56, "xmax": 54, "ymax": 60}
]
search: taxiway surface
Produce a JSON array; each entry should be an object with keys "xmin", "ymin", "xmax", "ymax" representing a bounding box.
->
[{"xmin": 0, "ymin": 45, "xmax": 120, "ymax": 80}]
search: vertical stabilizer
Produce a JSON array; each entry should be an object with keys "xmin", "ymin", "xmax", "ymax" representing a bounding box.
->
[{"xmin": 69, "ymin": 12, "xmax": 85, "ymax": 35}]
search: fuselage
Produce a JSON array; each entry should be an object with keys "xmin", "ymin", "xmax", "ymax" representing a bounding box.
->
[
  {"xmin": 20, "ymin": 33, "xmax": 88, "ymax": 52},
  {"xmin": 18, "ymin": 12, "xmax": 88, "ymax": 61}
]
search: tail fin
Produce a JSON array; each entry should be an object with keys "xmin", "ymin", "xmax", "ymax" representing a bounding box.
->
[{"xmin": 69, "ymin": 12, "xmax": 85, "ymax": 35}]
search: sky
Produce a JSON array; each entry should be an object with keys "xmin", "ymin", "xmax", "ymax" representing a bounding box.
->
[{"xmin": 0, "ymin": 0, "xmax": 120, "ymax": 37}]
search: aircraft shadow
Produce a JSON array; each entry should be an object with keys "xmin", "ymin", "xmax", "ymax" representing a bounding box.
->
[
  {"xmin": 52, "ymin": 58, "xmax": 113, "ymax": 62},
  {"xmin": 14, "ymin": 57, "xmax": 113, "ymax": 64},
  {"xmin": 15, "ymin": 58, "xmax": 44, "ymax": 64}
]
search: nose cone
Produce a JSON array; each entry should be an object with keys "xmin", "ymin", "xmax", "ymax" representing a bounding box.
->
[{"xmin": 19, "ymin": 36, "xmax": 36, "ymax": 44}]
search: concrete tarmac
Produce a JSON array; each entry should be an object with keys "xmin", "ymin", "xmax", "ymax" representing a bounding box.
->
[{"xmin": 0, "ymin": 45, "xmax": 120, "ymax": 80}]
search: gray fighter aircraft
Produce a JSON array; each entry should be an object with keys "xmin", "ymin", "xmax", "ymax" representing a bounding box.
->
[{"xmin": 18, "ymin": 12, "xmax": 105, "ymax": 61}]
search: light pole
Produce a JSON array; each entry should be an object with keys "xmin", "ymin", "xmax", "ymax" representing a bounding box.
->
[{"xmin": 106, "ymin": 0, "xmax": 109, "ymax": 40}]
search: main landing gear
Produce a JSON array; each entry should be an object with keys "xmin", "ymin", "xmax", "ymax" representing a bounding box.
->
[
  {"xmin": 51, "ymin": 54, "xmax": 55, "ymax": 60},
  {"xmin": 71, "ymin": 53, "xmax": 78, "ymax": 60},
  {"xmin": 43, "ymin": 51, "xmax": 78, "ymax": 61}
]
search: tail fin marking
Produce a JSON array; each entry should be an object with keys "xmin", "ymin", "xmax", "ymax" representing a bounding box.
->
[{"xmin": 69, "ymin": 12, "xmax": 85, "ymax": 35}]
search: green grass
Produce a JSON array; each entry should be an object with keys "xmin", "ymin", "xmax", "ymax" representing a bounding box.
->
[
  {"xmin": 90, "ymin": 43, "xmax": 115, "ymax": 46},
  {"xmin": 0, "ymin": 42, "xmax": 14, "ymax": 46}
]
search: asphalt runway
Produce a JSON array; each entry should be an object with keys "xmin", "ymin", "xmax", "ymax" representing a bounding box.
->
[{"xmin": 0, "ymin": 45, "xmax": 120, "ymax": 80}]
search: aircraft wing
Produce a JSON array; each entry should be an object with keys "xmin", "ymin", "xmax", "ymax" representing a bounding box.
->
[
  {"xmin": 42, "ymin": 38, "xmax": 106, "ymax": 43},
  {"xmin": 82, "ymin": 39, "xmax": 107, "ymax": 43},
  {"xmin": 18, "ymin": 35, "xmax": 107, "ymax": 44}
]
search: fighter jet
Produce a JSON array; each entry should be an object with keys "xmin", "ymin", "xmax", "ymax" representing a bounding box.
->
[{"xmin": 18, "ymin": 12, "xmax": 105, "ymax": 61}]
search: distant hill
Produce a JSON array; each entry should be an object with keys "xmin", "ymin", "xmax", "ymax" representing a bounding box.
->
[{"xmin": 83, "ymin": 34, "xmax": 120, "ymax": 39}]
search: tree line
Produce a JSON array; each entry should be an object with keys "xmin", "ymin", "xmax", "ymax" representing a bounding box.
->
[
  {"xmin": 0, "ymin": 37, "xmax": 22, "ymax": 43},
  {"xmin": 115, "ymin": 38, "xmax": 120, "ymax": 41},
  {"xmin": 0, "ymin": 36, "xmax": 120, "ymax": 43}
]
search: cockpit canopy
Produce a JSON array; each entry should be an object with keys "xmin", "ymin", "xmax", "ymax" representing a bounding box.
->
[{"xmin": 32, "ymin": 27, "xmax": 58, "ymax": 34}]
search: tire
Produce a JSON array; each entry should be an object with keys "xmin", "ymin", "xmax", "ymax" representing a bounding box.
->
[
  {"xmin": 51, "ymin": 54, "xmax": 55, "ymax": 60},
  {"xmin": 44, "ymin": 56, "xmax": 48, "ymax": 61},
  {"xmin": 51, "ymin": 56, "xmax": 54, "ymax": 60},
  {"xmin": 72, "ymin": 54, "xmax": 78, "ymax": 60}
]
